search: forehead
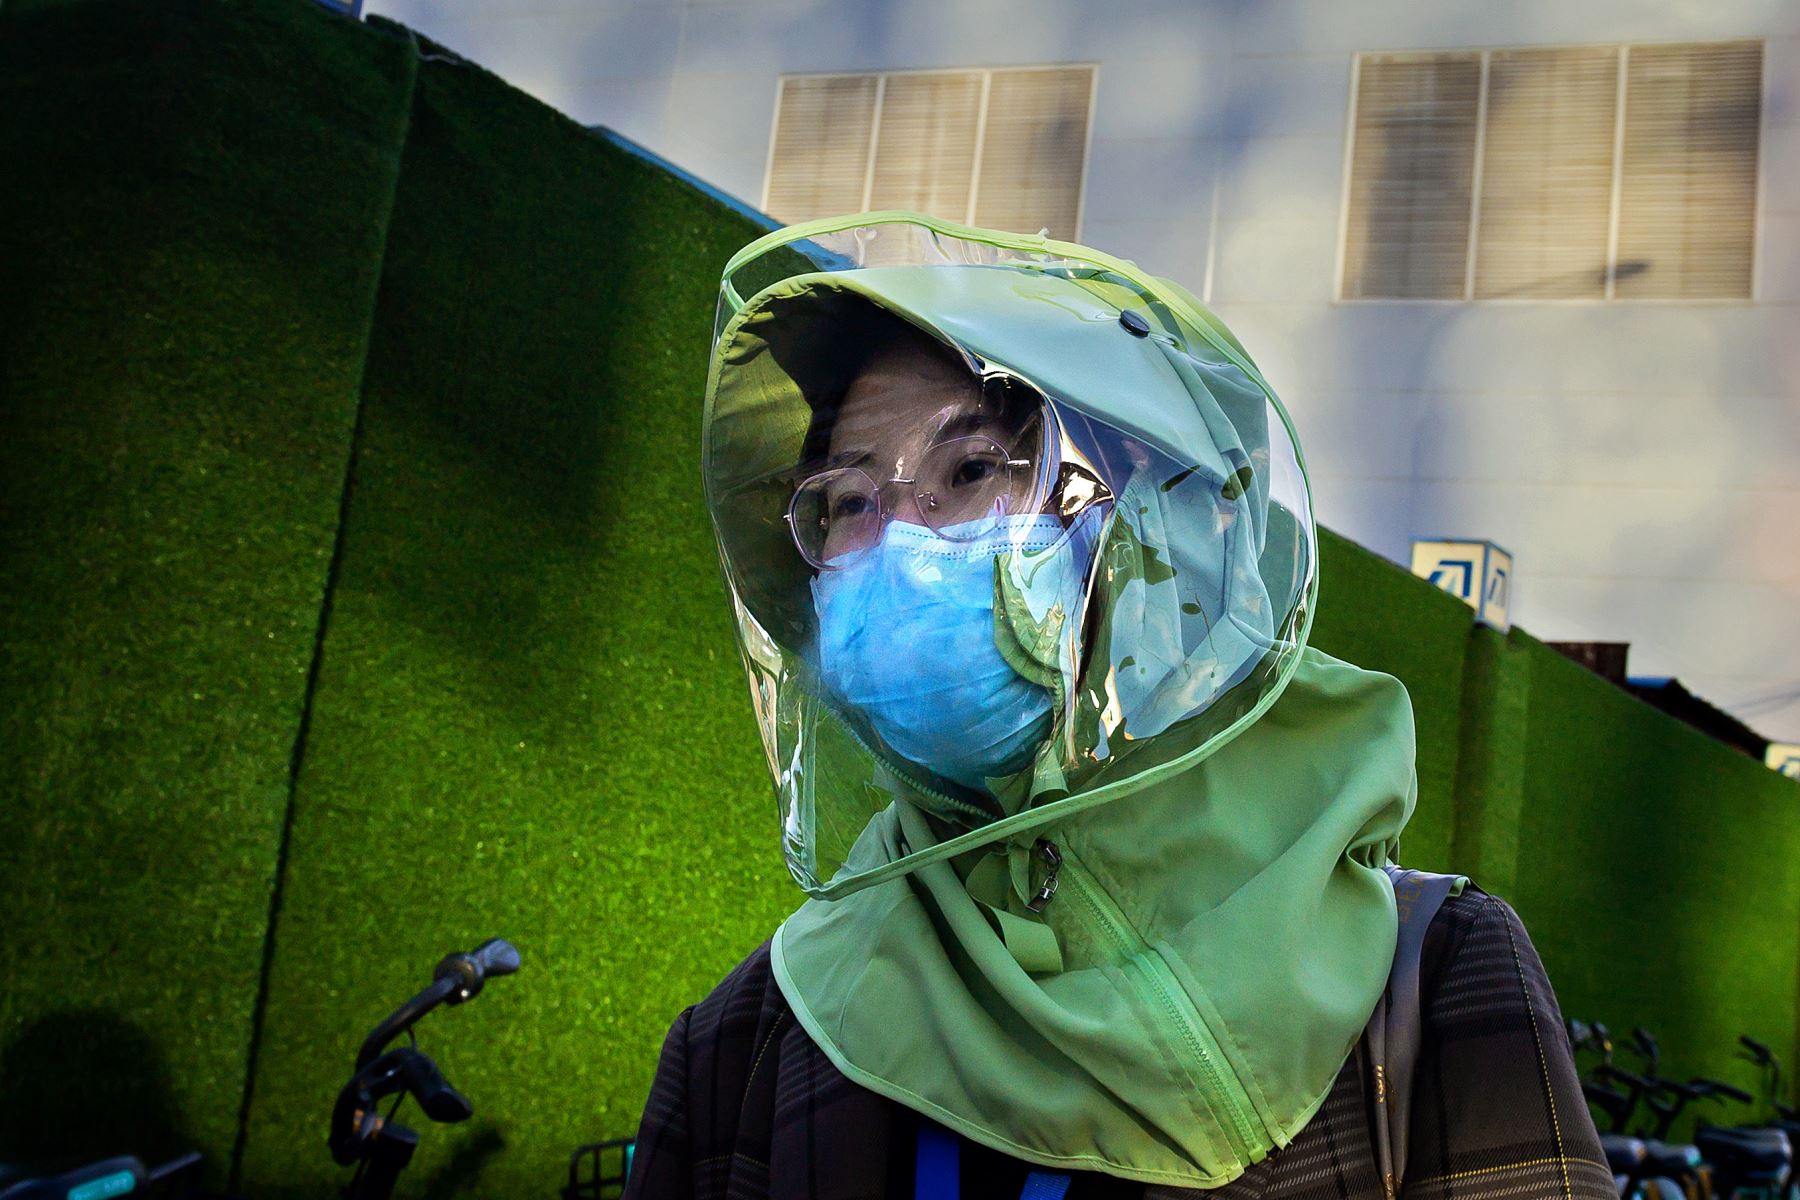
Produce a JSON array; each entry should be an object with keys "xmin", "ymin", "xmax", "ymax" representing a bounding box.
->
[{"xmin": 826, "ymin": 336, "xmax": 986, "ymax": 457}]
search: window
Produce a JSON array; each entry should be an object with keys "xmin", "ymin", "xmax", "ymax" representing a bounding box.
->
[
  {"xmin": 763, "ymin": 66, "xmax": 1095, "ymax": 241},
  {"xmin": 1340, "ymin": 41, "xmax": 1762, "ymax": 301}
]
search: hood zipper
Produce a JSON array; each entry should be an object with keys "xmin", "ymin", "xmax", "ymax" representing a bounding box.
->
[
  {"xmin": 1025, "ymin": 838, "xmax": 1061, "ymax": 912},
  {"xmin": 1049, "ymin": 839, "xmax": 1263, "ymax": 1169}
]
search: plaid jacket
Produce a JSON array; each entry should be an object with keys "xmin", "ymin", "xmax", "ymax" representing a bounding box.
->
[{"xmin": 624, "ymin": 888, "xmax": 1614, "ymax": 1200}]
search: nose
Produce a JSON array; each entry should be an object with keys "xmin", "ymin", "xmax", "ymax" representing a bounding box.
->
[{"xmin": 883, "ymin": 479, "xmax": 929, "ymax": 527}]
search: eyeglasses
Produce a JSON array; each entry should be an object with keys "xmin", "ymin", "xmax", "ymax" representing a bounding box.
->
[
  {"xmin": 785, "ymin": 433, "xmax": 1039, "ymax": 569},
  {"xmin": 784, "ymin": 390, "xmax": 1114, "ymax": 570}
]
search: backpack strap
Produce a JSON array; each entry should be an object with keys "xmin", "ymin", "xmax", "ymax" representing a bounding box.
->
[
  {"xmin": 1366, "ymin": 865, "xmax": 1468, "ymax": 1200},
  {"xmin": 913, "ymin": 1122, "xmax": 1071, "ymax": 1200},
  {"xmin": 915, "ymin": 1122, "xmax": 959, "ymax": 1199}
]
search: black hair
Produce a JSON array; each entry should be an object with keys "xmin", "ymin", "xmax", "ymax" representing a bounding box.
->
[{"xmin": 793, "ymin": 307, "xmax": 975, "ymax": 475}]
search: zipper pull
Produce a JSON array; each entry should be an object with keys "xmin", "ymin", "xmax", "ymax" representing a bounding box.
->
[{"xmin": 1026, "ymin": 838, "xmax": 1061, "ymax": 913}]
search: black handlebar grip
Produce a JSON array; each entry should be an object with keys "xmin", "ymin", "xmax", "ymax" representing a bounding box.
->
[
  {"xmin": 1681, "ymin": 1077, "xmax": 1754, "ymax": 1105},
  {"xmin": 435, "ymin": 937, "xmax": 521, "ymax": 1005},
  {"xmin": 1741, "ymin": 1034, "xmax": 1773, "ymax": 1060},
  {"xmin": 401, "ymin": 1050, "xmax": 474, "ymax": 1124},
  {"xmin": 471, "ymin": 938, "xmax": 521, "ymax": 978}
]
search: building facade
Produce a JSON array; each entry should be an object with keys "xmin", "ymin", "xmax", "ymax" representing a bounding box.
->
[{"xmin": 367, "ymin": 0, "xmax": 1800, "ymax": 742}]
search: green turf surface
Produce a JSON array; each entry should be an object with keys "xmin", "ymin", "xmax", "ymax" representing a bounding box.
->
[
  {"xmin": 1508, "ymin": 639, "xmax": 1800, "ymax": 1140},
  {"xmin": 1309, "ymin": 529, "xmax": 1475, "ymax": 874},
  {"xmin": 233, "ymin": 30, "xmax": 794, "ymax": 1193},
  {"xmin": 0, "ymin": 0, "xmax": 413, "ymax": 1184},
  {"xmin": 1448, "ymin": 625, "xmax": 1533, "ymax": 896},
  {"xmin": 5, "ymin": 0, "xmax": 1799, "ymax": 1186}
]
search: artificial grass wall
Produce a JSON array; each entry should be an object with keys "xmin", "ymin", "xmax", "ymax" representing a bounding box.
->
[
  {"xmin": 1309, "ymin": 529, "xmax": 1476, "ymax": 874},
  {"xmin": 231, "ymin": 24, "xmax": 791, "ymax": 1196},
  {"xmin": 3, "ymin": 0, "xmax": 1796, "ymax": 1188},
  {"xmin": 0, "ymin": 0, "xmax": 414, "ymax": 1182},
  {"xmin": 1509, "ymin": 640, "xmax": 1800, "ymax": 1136}
]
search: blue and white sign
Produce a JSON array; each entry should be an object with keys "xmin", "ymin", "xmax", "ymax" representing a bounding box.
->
[
  {"xmin": 1410, "ymin": 539, "xmax": 1513, "ymax": 632},
  {"xmin": 1768, "ymin": 743, "xmax": 1800, "ymax": 781}
]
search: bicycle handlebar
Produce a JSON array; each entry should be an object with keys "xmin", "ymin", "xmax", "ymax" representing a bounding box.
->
[
  {"xmin": 356, "ymin": 938, "xmax": 520, "ymax": 1068},
  {"xmin": 1584, "ymin": 1081, "xmax": 1628, "ymax": 1105},
  {"xmin": 436, "ymin": 938, "xmax": 521, "ymax": 1004},
  {"xmin": 0, "ymin": 1153, "xmax": 201, "ymax": 1200},
  {"xmin": 357, "ymin": 975, "xmax": 458, "ymax": 1070},
  {"xmin": 336, "ymin": 938, "xmax": 520, "ymax": 1200},
  {"xmin": 1690, "ymin": 1078, "xmax": 1754, "ymax": 1105}
]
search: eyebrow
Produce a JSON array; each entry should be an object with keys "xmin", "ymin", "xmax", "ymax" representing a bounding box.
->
[
  {"xmin": 821, "ymin": 448, "xmax": 873, "ymax": 471},
  {"xmin": 815, "ymin": 408, "xmax": 1007, "ymax": 476},
  {"xmin": 929, "ymin": 411, "xmax": 998, "ymax": 444}
]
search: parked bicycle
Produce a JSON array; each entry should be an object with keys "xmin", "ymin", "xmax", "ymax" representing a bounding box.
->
[
  {"xmin": 0, "ymin": 1153, "xmax": 205, "ymax": 1200},
  {"xmin": 329, "ymin": 937, "xmax": 521, "ymax": 1199},
  {"xmin": 1573, "ymin": 1019, "xmax": 1701, "ymax": 1199},
  {"xmin": 564, "ymin": 1137, "xmax": 634, "ymax": 1200},
  {"xmin": 1, "ymin": 939, "xmax": 519, "ymax": 1200},
  {"xmin": 1572, "ymin": 1020, "xmax": 1792, "ymax": 1200}
]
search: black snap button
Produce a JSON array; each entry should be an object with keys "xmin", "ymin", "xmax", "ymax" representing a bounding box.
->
[{"xmin": 1119, "ymin": 309, "xmax": 1151, "ymax": 337}]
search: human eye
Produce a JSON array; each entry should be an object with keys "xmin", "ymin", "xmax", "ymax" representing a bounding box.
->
[
  {"xmin": 949, "ymin": 451, "xmax": 1001, "ymax": 490},
  {"xmin": 829, "ymin": 489, "xmax": 875, "ymax": 519},
  {"xmin": 945, "ymin": 444, "xmax": 1007, "ymax": 492}
]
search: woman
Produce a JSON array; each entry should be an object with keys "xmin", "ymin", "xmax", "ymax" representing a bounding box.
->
[{"xmin": 624, "ymin": 214, "xmax": 1611, "ymax": 1199}]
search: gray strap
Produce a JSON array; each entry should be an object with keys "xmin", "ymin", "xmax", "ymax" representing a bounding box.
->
[{"xmin": 1367, "ymin": 866, "xmax": 1465, "ymax": 1199}]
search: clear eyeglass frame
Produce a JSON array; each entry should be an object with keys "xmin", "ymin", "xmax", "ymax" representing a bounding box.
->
[{"xmin": 783, "ymin": 432, "xmax": 1041, "ymax": 570}]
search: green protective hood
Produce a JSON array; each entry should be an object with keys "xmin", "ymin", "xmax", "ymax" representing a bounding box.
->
[
  {"xmin": 772, "ymin": 648, "xmax": 1414, "ymax": 1187},
  {"xmin": 703, "ymin": 214, "xmax": 1418, "ymax": 1187}
]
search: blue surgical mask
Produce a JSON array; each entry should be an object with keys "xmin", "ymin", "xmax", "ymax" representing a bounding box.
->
[{"xmin": 809, "ymin": 510, "xmax": 1103, "ymax": 793}]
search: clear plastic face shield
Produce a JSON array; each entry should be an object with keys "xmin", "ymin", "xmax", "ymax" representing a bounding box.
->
[{"xmin": 703, "ymin": 215, "xmax": 1318, "ymax": 898}]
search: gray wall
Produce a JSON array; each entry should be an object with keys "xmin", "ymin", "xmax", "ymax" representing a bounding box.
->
[{"xmin": 366, "ymin": 0, "xmax": 1800, "ymax": 742}]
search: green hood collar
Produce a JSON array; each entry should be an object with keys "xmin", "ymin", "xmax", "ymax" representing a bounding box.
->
[{"xmin": 773, "ymin": 647, "xmax": 1415, "ymax": 1186}]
